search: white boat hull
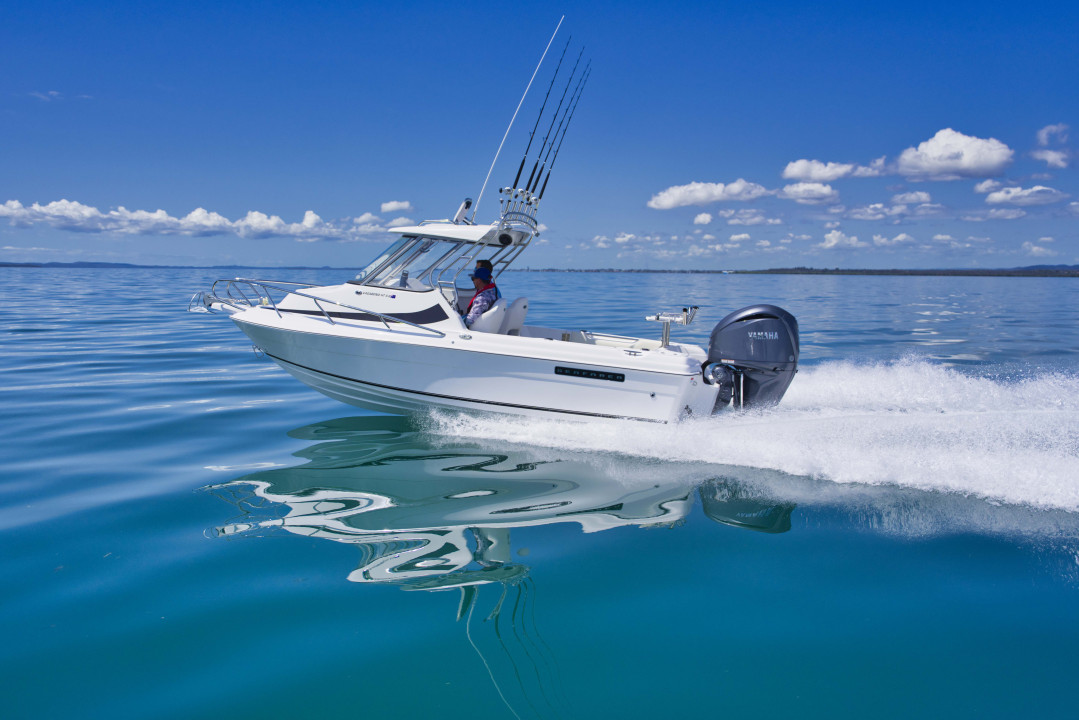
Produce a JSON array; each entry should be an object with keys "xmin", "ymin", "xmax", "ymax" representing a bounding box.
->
[{"xmin": 232, "ymin": 308, "xmax": 717, "ymax": 423}]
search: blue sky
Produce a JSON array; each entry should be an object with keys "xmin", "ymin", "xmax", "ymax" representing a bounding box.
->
[{"xmin": 2, "ymin": 0, "xmax": 1077, "ymax": 269}]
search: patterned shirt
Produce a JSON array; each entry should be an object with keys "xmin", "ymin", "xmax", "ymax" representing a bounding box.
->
[{"xmin": 464, "ymin": 284, "xmax": 499, "ymax": 328}]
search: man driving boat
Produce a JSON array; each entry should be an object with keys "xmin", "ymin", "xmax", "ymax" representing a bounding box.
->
[{"xmin": 462, "ymin": 265, "xmax": 500, "ymax": 328}]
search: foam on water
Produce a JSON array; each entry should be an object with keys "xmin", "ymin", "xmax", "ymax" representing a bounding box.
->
[{"xmin": 426, "ymin": 359, "xmax": 1079, "ymax": 513}]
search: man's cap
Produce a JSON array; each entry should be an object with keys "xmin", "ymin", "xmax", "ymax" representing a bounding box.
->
[{"xmin": 470, "ymin": 267, "xmax": 493, "ymax": 282}]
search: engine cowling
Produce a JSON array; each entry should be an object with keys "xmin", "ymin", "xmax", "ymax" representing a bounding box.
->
[{"xmin": 704, "ymin": 304, "xmax": 799, "ymax": 410}]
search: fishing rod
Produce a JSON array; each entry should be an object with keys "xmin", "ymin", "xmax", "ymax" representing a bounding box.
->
[
  {"xmin": 524, "ymin": 47, "xmax": 584, "ymax": 193},
  {"xmin": 527, "ymin": 62, "xmax": 589, "ymax": 195},
  {"xmin": 539, "ymin": 67, "xmax": 590, "ymax": 200},
  {"xmin": 511, "ymin": 37, "xmax": 571, "ymax": 190},
  {"xmin": 471, "ymin": 15, "xmax": 564, "ymax": 223}
]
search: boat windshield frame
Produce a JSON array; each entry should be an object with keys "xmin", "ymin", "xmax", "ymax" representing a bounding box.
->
[{"xmin": 350, "ymin": 233, "xmax": 525, "ymax": 294}]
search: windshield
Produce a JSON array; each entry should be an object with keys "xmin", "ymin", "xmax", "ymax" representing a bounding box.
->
[
  {"xmin": 354, "ymin": 237, "xmax": 410, "ymax": 283},
  {"xmin": 362, "ymin": 237, "xmax": 469, "ymax": 291}
]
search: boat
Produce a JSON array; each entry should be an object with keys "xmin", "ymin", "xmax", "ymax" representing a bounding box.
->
[{"xmin": 188, "ymin": 32, "xmax": 799, "ymax": 424}]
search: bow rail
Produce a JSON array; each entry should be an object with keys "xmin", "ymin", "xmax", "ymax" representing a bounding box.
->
[{"xmin": 188, "ymin": 278, "xmax": 447, "ymax": 338}]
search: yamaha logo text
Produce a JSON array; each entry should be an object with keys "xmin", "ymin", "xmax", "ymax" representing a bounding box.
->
[{"xmin": 748, "ymin": 331, "xmax": 779, "ymax": 340}]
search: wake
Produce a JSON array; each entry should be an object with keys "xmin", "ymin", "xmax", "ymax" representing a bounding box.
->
[{"xmin": 426, "ymin": 359, "xmax": 1079, "ymax": 513}]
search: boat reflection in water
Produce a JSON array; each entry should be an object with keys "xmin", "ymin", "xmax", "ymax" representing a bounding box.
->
[{"xmin": 204, "ymin": 415, "xmax": 794, "ymax": 717}]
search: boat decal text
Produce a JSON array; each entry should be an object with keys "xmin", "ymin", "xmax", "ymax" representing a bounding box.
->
[{"xmin": 555, "ymin": 366, "xmax": 625, "ymax": 382}]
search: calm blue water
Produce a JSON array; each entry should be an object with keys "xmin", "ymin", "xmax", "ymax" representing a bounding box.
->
[{"xmin": 3, "ymin": 267, "xmax": 1079, "ymax": 719}]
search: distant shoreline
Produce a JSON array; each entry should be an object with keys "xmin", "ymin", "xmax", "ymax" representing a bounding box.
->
[{"xmin": 4, "ymin": 261, "xmax": 1078, "ymax": 278}]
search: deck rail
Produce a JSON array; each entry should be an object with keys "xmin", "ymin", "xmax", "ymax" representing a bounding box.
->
[{"xmin": 188, "ymin": 277, "xmax": 447, "ymax": 338}]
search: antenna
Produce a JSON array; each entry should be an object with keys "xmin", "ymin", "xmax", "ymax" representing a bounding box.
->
[
  {"xmin": 539, "ymin": 67, "xmax": 590, "ymax": 199},
  {"xmin": 512, "ymin": 38, "xmax": 570, "ymax": 189},
  {"xmin": 471, "ymin": 16, "xmax": 564, "ymax": 223}
]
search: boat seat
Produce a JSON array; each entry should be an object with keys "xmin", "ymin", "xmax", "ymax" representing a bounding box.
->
[
  {"xmin": 469, "ymin": 298, "xmax": 507, "ymax": 333},
  {"xmin": 498, "ymin": 297, "xmax": 528, "ymax": 335}
]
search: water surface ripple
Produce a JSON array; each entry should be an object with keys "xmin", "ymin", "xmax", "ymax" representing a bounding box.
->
[{"xmin": 2, "ymin": 268, "xmax": 1078, "ymax": 719}]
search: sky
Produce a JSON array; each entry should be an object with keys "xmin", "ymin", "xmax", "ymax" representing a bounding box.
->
[{"xmin": 2, "ymin": 0, "xmax": 1077, "ymax": 269}]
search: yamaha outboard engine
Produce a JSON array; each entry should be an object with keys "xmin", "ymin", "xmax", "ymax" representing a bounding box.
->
[{"xmin": 703, "ymin": 304, "xmax": 798, "ymax": 411}]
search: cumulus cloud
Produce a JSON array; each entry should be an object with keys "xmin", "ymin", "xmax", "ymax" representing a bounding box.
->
[
  {"xmin": 1031, "ymin": 149, "xmax": 1069, "ymax": 169},
  {"xmin": 717, "ymin": 209, "xmax": 783, "ymax": 225},
  {"xmin": 386, "ymin": 217, "xmax": 414, "ymax": 228},
  {"xmin": 897, "ymin": 128, "xmax": 1013, "ymax": 179},
  {"xmin": 693, "ymin": 213, "xmax": 712, "ymax": 225},
  {"xmin": 1037, "ymin": 123, "xmax": 1069, "ymax": 147},
  {"xmin": 872, "ymin": 232, "xmax": 915, "ymax": 247},
  {"xmin": 847, "ymin": 203, "xmax": 908, "ymax": 221},
  {"xmin": 892, "ymin": 191, "xmax": 931, "ymax": 204},
  {"xmin": 987, "ymin": 208, "xmax": 1027, "ymax": 219},
  {"xmin": 984, "ymin": 185, "xmax": 1068, "ymax": 206},
  {"xmin": 730, "ymin": 233, "xmax": 751, "ymax": 242},
  {"xmin": 778, "ymin": 182, "xmax": 839, "ymax": 205},
  {"xmin": 1022, "ymin": 240, "xmax": 1057, "ymax": 258},
  {"xmin": 782, "ymin": 156, "xmax": 886, "ymax": 181},
  {"xmin": 380, "ymin": 200, "xmax": 413, "ymax": 213},
  {"xmin": 0, "ymin": 198, "xmax": 398, "ymax": 241},
  {"xmin": 974, "ymin": 179, "xmax": 1002, "ymax": 193},
  {"xmin": 647, "ymin": 179, "xmax": 771, "ymax": 209},
  {"xmin": 817, "ymin": 229, "xmax": 867, "ymax": 249},
  {"xmin": 782, "ymin": 160, "xmax": 854, "ymax": 182}
]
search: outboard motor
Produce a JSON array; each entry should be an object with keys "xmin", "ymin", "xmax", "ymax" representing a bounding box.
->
[{"xmin": 703, "ymin": 304, "xmax": 798, "ymax": 411}]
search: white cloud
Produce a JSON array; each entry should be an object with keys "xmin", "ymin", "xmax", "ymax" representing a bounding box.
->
[
  {"xmin": 824, "ymin": 221, "xmax": 840, "ymax": 229},
  {"xmin": 1031, "ymin": 149, "xmax": 1069, "ymax": 169},
  {"xmin": 933, "ymin": 234, "xmax": 954, "ymax": 242},
  {"xmin": 717, "ymin": 209, "xmax": 783, "ymax": 225},
  {"xmin": 872, "ymin": 232, "xmax": 915, "ymax": 247},
  {"xmin": 1037, "ymin": 123, "xmax": 1069, "ymax": 147},
  {"xmin": 380, "ymin": 200, "xmax": 413, "ymax": 213},
  {"xmin": 353, "ymin": 212, "xmax": 381, "ymax": 224},
  {"xmin": 647, "ymin": 179, "xmax": 772, "ymax": 209},
  {"xmin": 987, "ymin": 208, "xmax": 1027, "ymax": 219},
  {"xmin": 730, "ymin": 233, "xmax": 751, "ymax": 242},
  {"xmin": 851, "ymin": 157, "xmax": 887, "ymax": 177},
  {"xmin": 892, "ymin": 191, "xmax": 931, "ymax": 204},
  {"xmin": 0, "ymin": 198, "xmax": 398, "ymax": 241},
  {"xmin": 974, "ymin": 179, "xmax": 1002, "ymax": 193},
  {"xmin": 847, "ymin": 203, "xmax": 908, "ymax": 221},
  {"xmin": 897, "ymin": 128, "xmax": 1013, "ymax": 179},
  {"xmin": 985, "ymin": 185, "xmax": 1068, "ymax": 206},
  {"xmin": 778, "ymin": 182, "xmax": 839, "ymax": 205},
  {"xmin": 782, "ymin": 160, "xmax": 854, "ymax": 182},
  {"xmin": 1022, "ymin": 241, "xmax": 1058, "ymax": 258},
  {"xmin": 782, "ymin": 156, "xmax": 886, "ymax": 181},
  {"xmin": 614, "ymin": 233, "xmax": 636, "ymax": 244},
  {"xmin": 693, "ymin": 213, "xmax": 713, "ymax": 225},
  {"xmin": 386, "ymin": 217, "xmax": 414, "ymax": 228},
  {"xmin": 817, "ymin": 229, "xmax": 867, "ymax": 249}
]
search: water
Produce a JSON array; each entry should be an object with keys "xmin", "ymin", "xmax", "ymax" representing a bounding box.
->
[{"xmin": 2, "ymin": 267, "xmax": 1078, "ymax": 718}]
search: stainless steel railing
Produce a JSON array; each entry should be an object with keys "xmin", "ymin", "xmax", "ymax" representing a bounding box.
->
[{"xmin": 188, "ymin": 278, "xmax": 446, "ymax": 338}]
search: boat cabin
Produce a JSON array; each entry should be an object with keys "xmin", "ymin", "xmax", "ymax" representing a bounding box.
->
[{"xmin": 348, "ymin": 221, "xmax": 532, "ymax": 315}]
